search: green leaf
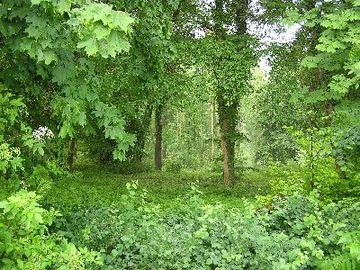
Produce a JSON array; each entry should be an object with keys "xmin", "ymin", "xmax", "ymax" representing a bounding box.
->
[
  {"xmin": 301, "ymin": 56, "xmax": 319, "ymax": 69},
  {"xmin": 108, "ymin": 30, "xmax": 131, "ymax": 52},
  {"xmin": 56, "ymin": 0, "xmax": 72, "ymax": 14},
  {"xmin": 113, "ymin": 11, "xmax": 134, "ymax": 32},
  {"xmin": 78, "ymin": 112, "xmax": 87, "ymax": 127},
  {"xmin": 30, "ymin": 0, "xmax": 48, "ymax": 5},
  {"xmin": 93, "ymin": 23, "xmax": 111, "ymax": 40},
  {"xmin": 43, "ymin": 50, "xmax": 58, "ymax": 65},
  {"xmin": 77, "ymin": 38, "xmax": 98, "ymax": 56}
]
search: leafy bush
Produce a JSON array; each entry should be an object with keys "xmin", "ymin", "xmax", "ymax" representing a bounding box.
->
[
  {"xmin": 264, "ymin": 192, "xmax": 360, "ymax": 268},
  {"xmin": 52, "ymin": 183, "xmax": 360, "ymax": 269},
  {"xmin": 0, "ymin": 190, "xmax": 102, "ymax": 270},
  {"xmin": 264, "ymin": 158, "xmax": 360, "ymax": 201},
  {"xmin": 164, "ymin": 155, "xmax": 183, "ymax": 172}
]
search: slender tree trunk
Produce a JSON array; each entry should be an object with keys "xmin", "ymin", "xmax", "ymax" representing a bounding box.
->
[
  {"xmin": 155, "ymin": 106, "xmax": 163, "ymax": 170},
  {"xmin": 67, "ymin": 138, "xmax": 76, "ymax": 170},
  {"xmin": 137, "ymin": 105, "xmax": 153, "ymax": 161},
  {"xmin": 211, "ymin": 101, "xmax": 216, "ymax": 160}
]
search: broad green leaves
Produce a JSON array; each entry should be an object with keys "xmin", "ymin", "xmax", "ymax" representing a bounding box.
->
[
  {"xmin": 46, "ymin": 185, "xmax": 360, "ymax": 269},
  {"xmin": 72, "ymin": 3, "xmax": 134, "ymax": 57},
  {"xmin": 0, "ymin": 190, "xmax": 102, "ymax": 269},
  {"xmin": 300, "ymin": 0, "xmax": 360, "ymax": 98},
  {"xmin": 0, "ymin": 0, "xmax": 136, "ymax": 162},
  {"xmin": 93, "ymin": 102, "xmax": 135, "ymax": 160},
  {"xmin": 20, "ymin": 1, "xmax": 134, "ymax": 61}
]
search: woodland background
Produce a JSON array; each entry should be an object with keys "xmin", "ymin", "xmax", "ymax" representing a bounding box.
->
[{"xmin": 0, "ymin": 0, "xmax": 360, "ymax": 269}]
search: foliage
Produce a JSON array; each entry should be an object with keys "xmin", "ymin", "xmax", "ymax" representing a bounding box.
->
[
  {"xmin": 49, "ymin": 182, "xmax": 360, "ymax": 270},
  {"xmin": 294, "ymin": 0, "xmax": 360, "ymax": 102},
  {"xmin": 264, "ymin": 193, "xmax": 360, "ymax": 269},
  {"xmin": 33, "ymin": 167, "xmax": 269, "ymax": 209},
  {"xmin": 0, "ymin": 190, "xmax": 102, "ymax": 269},
  {"xmin": 0, "ymin": 86, "xmax": 45, "ymax": 178},
  {"xmin": 261, "ymin": 126, "xmax": 360, "ymax": 200},
  {"xmin": 1, "ymin": 0, "xmax": 360, "ymax": 268},
  {"xmin": 0, "ymin": 0, "xmax": 135, "ymax": 163},
  {"xmin": 332, "ymin": 100, "xmax": 360, "ymax": 177},
  {"xmin": 243, "ymin": 50, "xmax": 307, "ymax": 164},
  {"xmin": 277, "ymin": 0, "xmax": 360, "ymax": 178}
]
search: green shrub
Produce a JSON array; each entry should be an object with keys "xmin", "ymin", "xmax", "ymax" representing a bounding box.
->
[
  {"xmin": 0, "ymin": 190, "xmax": 102, "ymax": 270},
  {"xmin": 51, "ymin": 183, "xmax": 360, "ymax": 269},
  {"xmin": 263, "ymin": 158, "xmax": 360, "ymax": 201},
  {"xmin": 164, "ymin": 155, "xmax": 183, "ymax": 172}
]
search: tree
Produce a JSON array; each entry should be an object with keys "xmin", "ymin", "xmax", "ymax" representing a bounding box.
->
[
  {"xmin": 298, "ymin": 0, "xmax": 360, "ymax": 176},
  {"xmin": 260, "ymin": 0, "xmax": 360, "ymax": 181},
  {"xmin": 211, "ymin": 0, "xmax": 257, "ymax": 185},
  {"xmin": 0, "ymin": 0, "xmax": 134, "ymax": 177}
]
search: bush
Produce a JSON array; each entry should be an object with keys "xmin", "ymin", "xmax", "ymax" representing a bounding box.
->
[
  {"xmin": 263, "ymin": 158, "xmax": 360, "ymax": 201},
  {"xmin": 52, "ymin": 183, "xmax": 360, "ymax": 269},
  {"xmin": 0, "ymin": 190, "xmax": 102, "ymax": 270}
]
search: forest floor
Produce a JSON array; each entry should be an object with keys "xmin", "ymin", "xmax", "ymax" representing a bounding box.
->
[{"xmin": 43, "ymin": 165, "xmax": 271, "ymax": 209}]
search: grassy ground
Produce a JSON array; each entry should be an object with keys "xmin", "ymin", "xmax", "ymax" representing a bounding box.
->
[
  {"xmin": 0, "ymin": 164, "xmax": 272, "ymax": 208},
  {"xmin": 42, "ymin": 165, "xmax": 271, "ymax": 209}
]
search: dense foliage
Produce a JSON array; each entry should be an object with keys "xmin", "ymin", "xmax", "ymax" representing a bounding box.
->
[
  {"xmin": 0, "ymin": 190, "xmax": 102, "ymax": 269},
  {"xmin": 1, "ymin": 0, "xmax": 360, "ymax": 268},
  {"xmin": 1, "ymin": 185, "xmax": 359, "ymax": 269}
]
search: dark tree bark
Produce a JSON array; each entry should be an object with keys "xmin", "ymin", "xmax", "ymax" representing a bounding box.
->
[
  {"xmin": 218, "ymin": 96, "xmax": 238, "ymax": 186},
  {"xmin": 67, "ymin": 138, "xmax": 76, "ymax": 170},
  {"xmin": 155, "ymin": 106, "xmax": 163, "ymax": 170}
]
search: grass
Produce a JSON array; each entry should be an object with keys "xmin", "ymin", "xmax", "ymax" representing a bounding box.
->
[
  {"xmin": 0, "ymin": 163, "xmax": 272, "ymax": 209},
  {"xmin": 42, "ymin": 164, "xmax": 271, "ymax": 209}
]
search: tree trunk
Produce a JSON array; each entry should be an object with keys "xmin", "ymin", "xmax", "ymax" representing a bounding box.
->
[
  {"xmin": 211, "ymin": 101, "xmax": 216, "ymax": 160},
  {"xmin": 220, "ymin": 122, "xmax": 233, "ymax": 186},
  {"xmin": 217, "ymin": 96, "xmax": 237, "ymax": 186},
  {"xmin": 213, "ymin": 0, "xmax": 248, "ymax": 186},
  {"xmin": 155, "ymin": 106, "xmax": 163, "ymax": 170},
  {"xmin": 67, "ymin": 138, "xmax": 76, "ymax": 170}
]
